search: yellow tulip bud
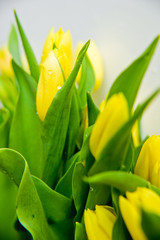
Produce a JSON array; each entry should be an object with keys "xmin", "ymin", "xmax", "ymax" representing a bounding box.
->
[
  {"xmin": 84, "ymin": 205, "xmax": 116, "ymax": 240},
  {"xmin": 75, "ymin": 41, "xmax": 104, "ymax": 91},
  {"xmin": 134, "ymin": 135, "xmax": 160, "ymax": 188},
  {"xmin": 119, "ymin": 187, "xmax": 160, "ymax": 240},
  {"xmin": 41, "ymin": 27, "xmax": 73, "ymax": 79},
  {"xmin": 36, "ymin": 50, "xmax": 64, "ymax": 121},
  {"xmin": 90, "ymin": 93, "xmax": 129, "ymax": 159},
  {"xmin": 0, "ymin": 46, "xmax": 13, "ymax": 77}
]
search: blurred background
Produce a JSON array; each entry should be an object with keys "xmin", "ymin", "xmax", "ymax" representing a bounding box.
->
[{"xmin": 0, "ymin": 0, "xmax": 160, "ymax": 136}]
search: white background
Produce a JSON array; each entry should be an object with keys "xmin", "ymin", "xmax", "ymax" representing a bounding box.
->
[{"xmin": 0, "ymin": 0, "xmax": 160, "ymax": 137}]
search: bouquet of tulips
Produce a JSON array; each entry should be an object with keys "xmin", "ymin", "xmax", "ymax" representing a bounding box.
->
[{"xmin": 0, "ymin": 10, "xmax": 160, "ymax": 240}]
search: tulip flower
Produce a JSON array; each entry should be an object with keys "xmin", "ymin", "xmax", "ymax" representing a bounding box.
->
[
  {"xmin": 0, "ymin": 46, "xmax": 13, "ymax": 77},
  {"xmin": 41, "ymin": 27, "xmax": 73, "ymax": 79},
  {"xmin": 75, "ymin": 41, "xmax": 104, "ymax": 91},
  {"xmin": 90, "ymin": 93, "xmax": 129, "ymax": 159},
  {"xmin": 36, "ymin": 51, "xmax": 64, "ymax": 121},
  {"xmin": 119, "ymin": 187, "xmax": 160, "ymax": 240},
  {"xmin": 37, "ymin": 27, "xmax": 73, "ymax": 121},
  {"xmin": 84, "ymin": 205, "xmax": 116, "ymax": 240},
  {"xmin": 134, "ymin": 135, "xmax": 160, "ymax": 188}
]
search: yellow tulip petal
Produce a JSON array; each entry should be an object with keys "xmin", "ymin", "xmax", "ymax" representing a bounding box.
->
[
  {"xmin": 41, "ymin": 27, "xmax": 73, "ymax": 79},
  {"xmin": 134, "ymin": 135, "xmax": 160, "ymax": 187},
  {"xmin": 36, "ymin": 51, "xmax": 64, "ymax": 121},
  {"xmin": 96, "ymin": 205, "xmax": 116, "ymax": 239},
  {"xmin": 84, "ymin": 209, "xmax": 107, "ymax": 240},
  {"xmin": 57, "ymin": 30, "xmax": 73, "ymax": 79},
  {"xmin": 90, "ymin": 93, "xmax": 129, "ymax": 158},
  {"xmin": 0, "ymin": 46, "xmax": 13, "ymax": 77},
  {"xmin": 119, "ymin": 195, "xmax": 147, "ymax": 240},
  {"xmin": 132, "ymin": 120, "xmax": 140, "ymax": 147},
  {"xmin": 127, "ymin": 188, "xmax": 160, "ymax": 216},
  {"xmin": 41, "ymin": 27, "xmax": 55, "ymax": 63}
]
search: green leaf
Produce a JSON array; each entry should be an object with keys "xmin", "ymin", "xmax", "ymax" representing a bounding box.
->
[
  {"xmin": 0, "ymin": 108, "xmax": 10, "ymax": 147},
  {"xmin": 85, "ymin": 171, "xmax": 160, "ymax": 196},
  {"xmin": 141, "ymin": 210, "xmax": 160, "ymax": 240},
  {"xmin": 14, "ymin": 10, "xmax": 40, "ymax": 81},
  {"xmin": 8, "ymin": 24, "xmax": 22, "ymax": 66},
  {"xmin": 0, "ymin": 148, "xmax": 54, "ymax": 240},
  {"xmin": 9, "ymin": 61, "xmax": 43, "ymax": 177},
  {"xmin": 0, "ymin": 172, "xmax": 18, "ymax": 240},
  {"xmin": 87, "ymin": 92, "xmax": 100, "ymax": 126},
  {"xmin": 64, "ymin": 90, "xmax": 80, "ymax": 160},
  {"xmin": 78, "ymin": 55, "xmax": 95, "ymax": 108},
  {"xmin": 89, "ymin": 89, "xmax": 160, "ymax": 175},
  {"xmin": 42, "ymin": 40, "xmax": 90, "ymax": 187},
  {"xmin": 75, "ymin": 222, "xmax": 87, "ymax": 240},
  {"xmin": 72, "ymin": 162, "xmax": 89, "ymax": 222},
  {"xmin": 55, "ymin": 152, "xmax": 80, "ymax": 198},
  {"xmin": 33, "ymin": 176, "xmax": 72, "ymax": 223},
  {"xmin": 107, "ymin": 36, "xmax": 160, "ymax": 110}
]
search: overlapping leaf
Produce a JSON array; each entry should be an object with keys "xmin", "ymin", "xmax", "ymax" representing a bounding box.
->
[{"xmin": 42, "ymin": 40, "xmax": 90, "ymax": 187}]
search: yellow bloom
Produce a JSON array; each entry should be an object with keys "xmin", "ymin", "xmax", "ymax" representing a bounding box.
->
[
  {"xmin": 0, "ymin": 46, "xmax": 13, "ymax": 77},
  {"xmin": 36, "ymin": 51, "xmax": 64, "ymax": 121},
  {"xmin": 41, "ymin": 27, "xmax": 73, "ymax": 79},
  {"xmin": 134, "ymin": 135, "xmax": 160, "ymax": 188},
  {"xmin": 119, "ymin": 187, "xmax": 160, "ymax": 240},
  {"xmin": 37, "ymin": 27, "xmax": 73, "ymax": 121},
  {"xmin": 75, "ymin": 41, "xmax": 104, "ymax": 91},
  {"xmin": 84, "ymin": 205, "xmax": 116, "ymax": 240},
  {"xmin": 90, "ymin": 93, "xmax": 129, "ymax": 159}
]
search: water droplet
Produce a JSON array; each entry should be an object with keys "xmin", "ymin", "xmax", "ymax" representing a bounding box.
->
[{"xmin": 57, "ymin": 85, "xmax": 61, "ymax": 90}]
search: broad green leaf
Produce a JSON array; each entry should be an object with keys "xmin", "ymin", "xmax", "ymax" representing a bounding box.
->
[
  {"xmin": 42, "ymin": 40, "xmax": 90, "ymax": 187},
  {"xmin": 89, "ymin": 89, "xmax": 160, "ymax": 175},
  {"xmin": 107, "ymin": 36, "xmax": 160, "ymax": 110},
  {"xmin": 141, "ymin": 210, "xmax": 160, "ymax": 240},
  {"xmin": 8, "ymin": 24, "xmax": 22, "ymax": 66},
  {"xmin": 87, "ymin": 92, "xmax": 100, "ymax": 126},
  {"xmin": 55, "ymin": 152, "xmax": 80, "ymax": 198},
  {"xmin": 14, "ymin": 10, "xmax": 40, "ymax": 81},
  {"xmin": 78, "ymin": 55, "xmax": 95, "ymax": 108},
  {"xmin": 72, "ymin": 162, "xmax": 89, "ymax": 222},
  {"xmin": 9, "ymin": 61, "xmax": 43, "ymax": 177},
  {"xmin": 0, "ymin": 148, "xmax": 54, "ymax": 240},
  {"xmin": 64, "ymin": 90, "xmax": 80, "ymax": 160},
  {"xmin": 85, "ymin": 171, "xmax": 160, "ymax": 196},
  {"xmin": 0, "ymin": 172, "xmax": 19, "ymax": 240},
  {"xmin": 0, "ymin": 76, "xmax": 17, "ymax": 113},
  {"xmin": 0, "ymin": 108, "xmax": 10, "ymax": 147},
  {"xmin": 33, "ymin": 176, "xmax": 72, "ymax": 223},
  {"xmin": 75, "ymin": 222, "xmax": 87, "ymax": 240}
]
